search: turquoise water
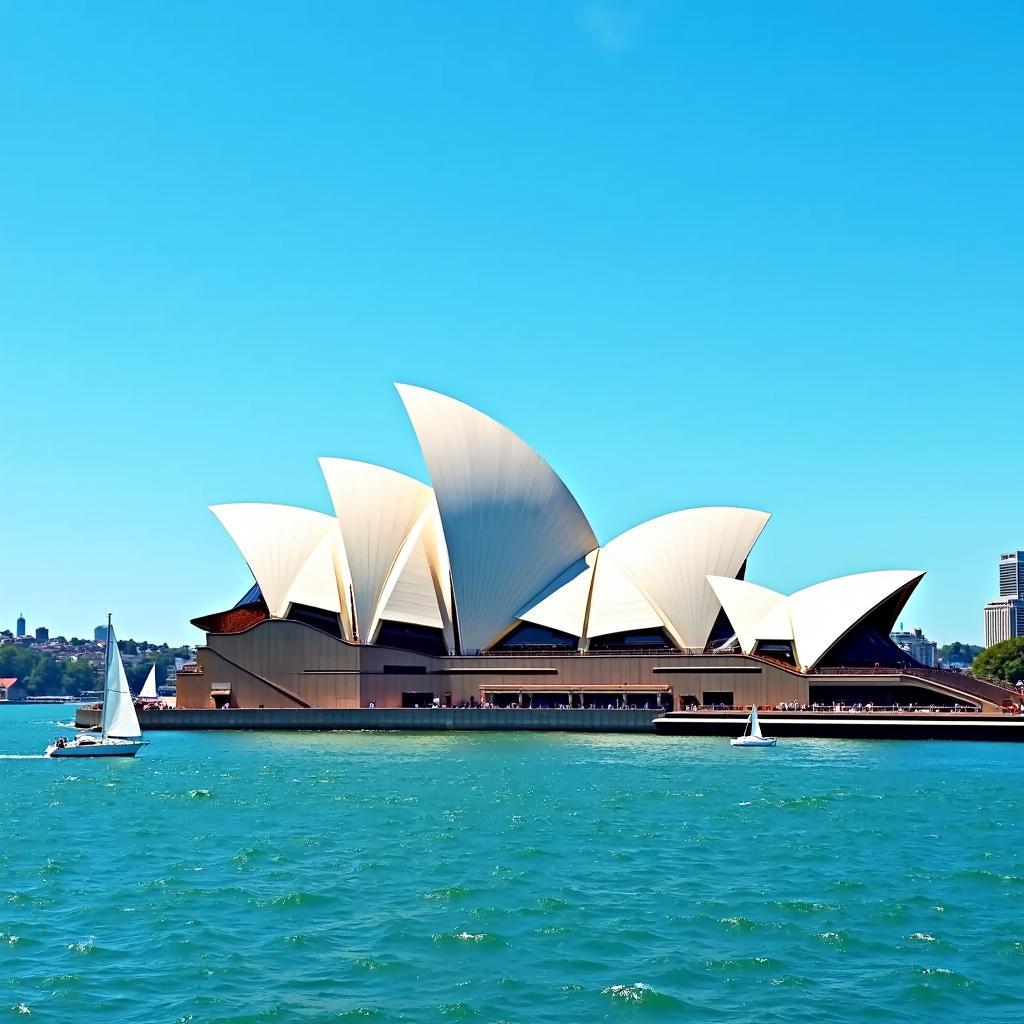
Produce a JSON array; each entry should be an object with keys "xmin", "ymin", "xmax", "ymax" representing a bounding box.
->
[{"xmin": 3, "ymin": 705, "xmax": 1024, "ymax": 1023}]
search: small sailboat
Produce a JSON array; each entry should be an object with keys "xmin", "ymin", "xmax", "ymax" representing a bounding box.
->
[
  {"xmin": 46, "ymin": 617, "xmax": 147, "ymax": 758},
  {"xmin": 139, "ymin": 664, "xmax": 158, "ymax": 700},
  {"xmin": 730, "ymin": 704, "xmax": 777, "ymax": 748}
]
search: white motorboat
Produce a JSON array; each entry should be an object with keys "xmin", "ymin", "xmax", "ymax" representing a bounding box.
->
[
  {"xmin": 46, "ymin": 617, "xmax": 147, "ymax": 758},
  {"xmin": 730, "ymin": 704, "xmax": 777, "ymax": 747}
]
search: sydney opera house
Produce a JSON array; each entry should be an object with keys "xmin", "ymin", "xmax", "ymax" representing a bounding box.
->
[{"xmin": 179, "ymin": 386, "xmax": 993, "ymax": 713}]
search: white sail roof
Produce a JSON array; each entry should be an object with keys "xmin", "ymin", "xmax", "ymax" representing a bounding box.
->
[
  {"xmin": 708, "ymin": 569, "xmax": 925, "ymax": 672},
  {"xmin": 518, "ymin": 553, "xmax": 595, "ymax": 638},
  {"xmin": 377, "ymin": 523, "xmax": 445, "ymax": 631},
  {"xmin": 603, "ymin": 507, "xmax": 771, "ymax": 650},
  {"xmin": 585, "ymin": 549, "xmax": 664, "ymax": 638},
  {"xmin": 706, "ymin": 576, "xmax": 788, "ymax": 654},
  {"xmin": 285, "ymin": 523, "xmax": 347, "ymax": 621},
  {"xmin": 139, "ymin": 664, "xmax": 158, "ymax": 700},
  {"xmin": 417, "ymin": 501, "xmax": 456, "ymax": 652},
  {"xmin": 210, "ymin": 503, "xmax": 339, "ymax": 619},
  {"xmin": 103, "ymin": 623, "xmax": 142, "ymax": 739},
  {"xmin": 785, "ymin": 569, "xmax": 925, "ymax": 672},
  {"xmin": 319, "ymin": 458, "xmax": 433, "ymax": 642},
  {"xmin": 397, "ymin": 384, "xmax": 598, "ymax": 653},
  {"xmin": 518, "ymin": 548, "xmax": 664, "ymax": 640}
]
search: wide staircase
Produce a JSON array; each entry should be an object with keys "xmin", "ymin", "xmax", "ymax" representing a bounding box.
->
[
  {"xmin": 900, "ymin": 665, "xmax": 1017, "ymax": 709},
  {"xmin": 756, "ymin": 654, "xmax": 1018, "ymax": 711}
]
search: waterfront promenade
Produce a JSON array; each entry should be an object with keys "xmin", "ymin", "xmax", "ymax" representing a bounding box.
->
[{"xmin": 74, "ymin": 704, "xmax": 1024, "ymax": 739}]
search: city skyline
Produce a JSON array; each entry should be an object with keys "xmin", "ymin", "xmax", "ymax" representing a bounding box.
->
[
  {"xmin": 2, "ymin": 3, "xmax": 1021, "ymax": 645},
  {"xmin": 984, "ymin": 550, "xmax": 1024, "ymax": 647}
]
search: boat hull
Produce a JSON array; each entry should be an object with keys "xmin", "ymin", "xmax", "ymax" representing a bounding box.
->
[
  {"xmin": 730, "ymin": 736, "xmax": 777, "ymax": 747},
  {"xmin": 46, "ymin": 740, "xmax": 145, "ymax": 758}
]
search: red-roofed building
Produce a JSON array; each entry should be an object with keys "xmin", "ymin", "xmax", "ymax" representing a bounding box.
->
[{"xmin": 0, "ymin": 678, "xmax": 27, "ymax": 701}]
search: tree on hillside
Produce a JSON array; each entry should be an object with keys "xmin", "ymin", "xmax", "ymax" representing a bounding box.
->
[
  {"xmin": 0, "ymin": 644, "xmax": 37, "ymax": 681},
  {"xmin": 938, "ymin": 642, "xmax": 984, "ymax": 665},
  {"xmin": 0, "ymin": 644, "xmax": 100, "ymax": 696},
  {"xmin": 27, "ymin": 656, "xmax": 62, "ymax": 696},
  {"xmin": 971, "ymin": 638, "xmax": 1024, "ymax": 685},
  {"xmin": 63, "ymin": 659, "xmax": 98, "ymax": 694}
]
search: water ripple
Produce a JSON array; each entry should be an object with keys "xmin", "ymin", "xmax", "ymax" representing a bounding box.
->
[{"xmin": 4, "ymin": 707, "xmax": 1024, "ymax": 1022}]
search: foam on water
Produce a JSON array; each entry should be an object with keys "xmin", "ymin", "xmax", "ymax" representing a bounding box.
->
[{"xmin": 3, "ymin": 704, "xmax": 1024, "ymax": 1022}]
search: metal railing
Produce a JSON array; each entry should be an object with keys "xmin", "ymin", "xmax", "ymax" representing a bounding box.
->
[
  {"xmin": 673, "ymin": 703, "xmax": 985, "ymax": 714},
  {"xmin": 471, "ymin": 646, "xmax": 737, "ymax": 658},
  {"xmin": 805, "ymin": 663, "xmax": 1015, "ymax": 709}
]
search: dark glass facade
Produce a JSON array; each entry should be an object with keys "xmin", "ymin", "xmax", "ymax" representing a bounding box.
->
[
  {"xmin": 375, "ymin": 620, "xmax": 449, "ymax": 656},
  {"xmin": 287, "ymin": 604, "xmax": 344, "ymax": 640},
  {"xmin": 588, "ymin": 627, "xmax": 676, "ymax": 652},
  {"xmin": 491, "ymin": 622, "xmax": 578, "ymax": 651}
]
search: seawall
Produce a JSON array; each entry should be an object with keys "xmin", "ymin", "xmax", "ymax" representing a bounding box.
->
[
  {"xmin": 74, "ymin": 707, "xmax": 661, "ymax": 733},
  {"xmin": 74, "ymin": 705, "xmax": 1024, "ymax": 740}
]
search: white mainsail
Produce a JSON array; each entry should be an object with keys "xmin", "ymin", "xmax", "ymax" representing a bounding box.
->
[
  {"xmin": 139, "ymin": 665, "xmax": 158, "ymax": 700},
  {"xmin": 749, "ymin": 704, "xmax": 763, "ymax": 739},
  {"xmin": 102, "ymin": 623, "xmax": 143, "ymax": 740}
]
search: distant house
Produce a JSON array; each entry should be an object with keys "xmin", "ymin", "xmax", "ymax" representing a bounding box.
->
[{"xmin": 0, "ymin": 678, "xmax": 27, "ymax": 702}]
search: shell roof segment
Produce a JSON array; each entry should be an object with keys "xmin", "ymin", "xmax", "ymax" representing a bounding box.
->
[
  {"xmin": 318, "ymin": 458, "xmax": 434, "ymax": 642},
  {"xmin": 708, "ymin": 569, "xmax": 926, "ymax": 671},
  {"xmin": 603, "ymin": 507, "xmax": 772, "ymax": 650},
  {"xmin": 396, "ymin": 383, "xmax": 598, "ymax": 653},
  {"xmin": 209, "ymin": 503, "xmax": 341, "ymax": 620}
]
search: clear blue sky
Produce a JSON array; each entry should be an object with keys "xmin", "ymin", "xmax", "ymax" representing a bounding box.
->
[{"xmin": 1, "ymin": 2, "xmax": 1021, "ymax": 646}]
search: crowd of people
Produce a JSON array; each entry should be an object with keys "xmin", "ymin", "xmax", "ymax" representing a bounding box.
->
[{"xmin": 194, "ymin": 695, "xmax": 998, "ymax": 714}]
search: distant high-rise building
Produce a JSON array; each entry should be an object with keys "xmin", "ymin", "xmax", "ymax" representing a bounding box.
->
[
  {"xmin": 999, "ymin": 551, "xmax": 1024, "ymax": 598},
  {"xmin": 34, "ymin": 626, "xmax": 49, "ymax": 643},
  {"xmin": 94, "ymin": 625, "xmax": 108, "ymax": 642},
  {"xmin": 15, "ymin": 614, "xmax": 25, "ymax": 638},
  {"xmin": 985, "ymin": 599, "xmax": 1024, "ymax": 647},
  {"xmin": 890, "ymin": 627, "xmax": 937, "ymax": 667},
  {"xmin": 985, "ymin": 551, "xmax": 1024, "ymax": 647}
]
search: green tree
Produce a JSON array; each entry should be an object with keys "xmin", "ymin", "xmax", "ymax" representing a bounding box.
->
[
  {"xmin": 26, "ymin": 656, "xmax": 63, "ymax": 696},
  {"xmin": 971, "ymin": 638, "xmax": 1024, "ymax": 685},
  {"xmin": 938, "ymin": 642, "xmax": 983, "ymax": 666},
  {"xmin": 63, "ymin": 659, "xmax": 98, "ymax": 694},
  {"xmin": 0, "ymin": 644, "xmax": 38, "ymax": 681}
]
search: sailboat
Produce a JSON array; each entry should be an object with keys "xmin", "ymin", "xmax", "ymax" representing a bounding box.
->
[
  {"xmin": 139, "ymin": 664, "xmax": 158, "ymax": 700},
  {"xmin": 730, "ymin": 704, "xmax": 777, "ymax": 748},
  {"xmin": 46, "ymin": 617, "xmax": 147, "ymax": 758}
]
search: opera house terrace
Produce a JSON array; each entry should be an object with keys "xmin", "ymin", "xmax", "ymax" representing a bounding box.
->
[{"xmin": 163, "ymin": 384, "xmax": 1020, "ymax": 734}]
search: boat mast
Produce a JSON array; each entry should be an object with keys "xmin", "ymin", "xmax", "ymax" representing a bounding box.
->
[{"xmin": 102, "ymin": 612, "xmax": 112, "ymax": 740}]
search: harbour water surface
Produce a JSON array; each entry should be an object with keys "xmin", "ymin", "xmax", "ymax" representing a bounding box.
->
[{"xmin": 3, "ymin": 703, "xmax": 1024, "ymax": 1022}]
